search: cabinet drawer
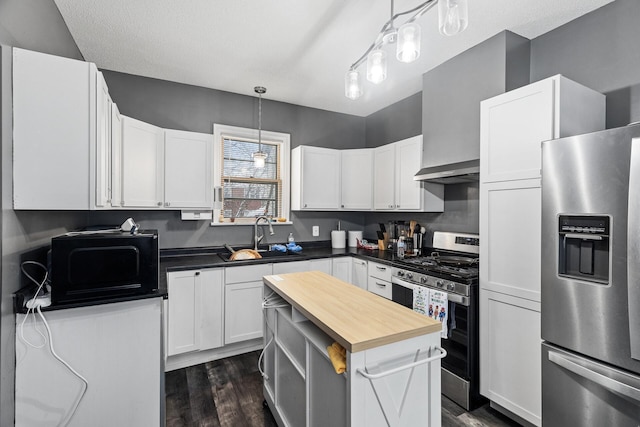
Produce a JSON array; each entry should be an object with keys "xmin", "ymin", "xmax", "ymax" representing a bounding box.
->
[
  {"xmin": 367, "ymin": 262, "xmax": 392, "ymax": 282},
  {"xmin": 225, "ymin": 263, "xmax": 272, "ymax": 284},
  {"xmin": 368, "ymin": 277, "xmax": 392, "ymax": 300}
]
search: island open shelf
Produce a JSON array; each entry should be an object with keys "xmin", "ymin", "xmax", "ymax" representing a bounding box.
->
[{"xmin": 262, "ymin": 271, "xmax": 444, "ymax": 427}]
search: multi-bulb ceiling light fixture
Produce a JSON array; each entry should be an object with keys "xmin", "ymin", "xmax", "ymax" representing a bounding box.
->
[
  {"xmin": 253, "ymin": 86, "xmax": 267, "ymax": 168},
  {"xmin": 345, "ymin": 0, "xmax": 468, "ymax": 100}
]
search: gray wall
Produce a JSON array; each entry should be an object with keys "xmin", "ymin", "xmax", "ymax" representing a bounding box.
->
[
  {"xmin": 422, "ymin": 31, "xmax": 530, "ymax": 167},
  {"xmin": 365, "ymin": 92, "xmax": 422, "ymax": 148},
  {"xmin": 0, "ymin": 1, "xmax": 86, "ymax": 425},
  {"xmin": 98, "ymin": 70, "xmax": 368, "ymax": 249},
  {"xmin": 530, "ymin": 0, "xmax": 640, "ymax": 128}
]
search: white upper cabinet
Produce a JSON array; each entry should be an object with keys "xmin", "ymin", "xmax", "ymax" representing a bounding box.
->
[
  {"xmin": 95, "ymin": 71, "xmax": 113, "ymax": 208},
  {"xmin": 164, "ymin": 129, "xmax": 213, "ymax": 209},
  {"xmin": 12, "ymin": 48, "xmax": 104, "ymax": 209},
  {"xmin": 374, "ymin": 136, "xmax": 444, "ymax": 212},
  {"xmin": 341, "ymin": 149, "xmax": 373, "ymax": 210},
  {"xmin": 291, "ymin": 146, "xmax": 341, "ymax": 210},
  {"xmin": 120, "ymin": 116, "xmax": 165, "ymax": 208},
  {"xmin": 480, "ymin": 75, "xmax": 606, "ymax": 183},
  {"xmin": 111, "ymin": 103, "xmax": 123, "ymax": 207},
  {"xmin": 373, "ymin": 143, "xmax": 396, "ymax": 210}
]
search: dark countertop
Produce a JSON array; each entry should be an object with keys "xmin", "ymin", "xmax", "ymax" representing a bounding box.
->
[
  {"xmin": 15, "ymin": 242, "xmax": 403, "ymax": 314},
  {"xmin": 158, "ymin": 241, "xmax": 403, "ymax": 295}
]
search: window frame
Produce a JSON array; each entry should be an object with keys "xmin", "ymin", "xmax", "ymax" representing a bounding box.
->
[{"xmin": 212, "ymin": 124, "xmax": 290, "ymax": 225}]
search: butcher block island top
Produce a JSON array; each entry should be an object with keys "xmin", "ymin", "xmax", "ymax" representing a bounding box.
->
[{"xmin": 262, "ymin": 270, "xmax": 441, "ymax": 353}]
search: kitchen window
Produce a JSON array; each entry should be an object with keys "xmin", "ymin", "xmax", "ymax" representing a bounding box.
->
[{"xmin": 212, "ymin": 124, "xmax": 290, "ymax": 224}]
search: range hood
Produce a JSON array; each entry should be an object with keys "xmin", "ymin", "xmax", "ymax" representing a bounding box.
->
[{"xmin": 414, "ymin": 159, "xmax": 480, "ymax": 184}]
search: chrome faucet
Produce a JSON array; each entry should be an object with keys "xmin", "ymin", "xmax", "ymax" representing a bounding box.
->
[{"xmin": 254, "ymin": 216, "xmax": 275, "ymax": 251}]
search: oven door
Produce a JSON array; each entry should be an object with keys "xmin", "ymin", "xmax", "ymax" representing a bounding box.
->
[{"xmin": 391, "ymin": 277, "xmax": 470, "ymax": 379}]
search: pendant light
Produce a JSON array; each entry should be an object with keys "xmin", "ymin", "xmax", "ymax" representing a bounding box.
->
[
  {"xmin": 438, "ymin": 0, "xmax": 468, "ymax": 36},
  {"xmin": 344, "ymin": 69, "xmax": 363, "ymax": 100},
  {"xmin": 253, "ymin": 86, "xmax": 267, "ymax": 168},
  {"xmin": 345, "ymin": 0, "xmax": 469, "ymax": 100}
]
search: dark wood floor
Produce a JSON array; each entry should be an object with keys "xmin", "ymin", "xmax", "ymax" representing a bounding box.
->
[{"xmin": 166, "ymin": 351, "xmax": 521, "ymax": 427}]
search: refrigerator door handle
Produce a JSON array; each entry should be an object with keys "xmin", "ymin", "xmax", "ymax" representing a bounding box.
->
[
  {"xmin": 549, "ymin": 349, "xmax": 640, "ymax": 402},
  {"xmin": 628, "ymin": 137, "xmax": 640, "ymax": 361}
]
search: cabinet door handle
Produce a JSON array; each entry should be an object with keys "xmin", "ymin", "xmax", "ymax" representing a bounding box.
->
[
  {"xmin": 165, "ymin": 202, "xmax": 171, "ymax": 207},
  {"xmin": 157, "ymin": 201, "xmax": 162, "ymax": 206},
  {"xmin": 388, "ymin": 204, "xmax": 393, "ymax": 208},
  {"xmin": 195, "ymin": 271, "xmax": 200, "ymax": 276},
  {"xmin": 376, "ymin": 266, "xmax": 386, "ymax": 271},
  {"xmin": 376, "ymin": 282, "xmax": 387, "ymax": 287}
]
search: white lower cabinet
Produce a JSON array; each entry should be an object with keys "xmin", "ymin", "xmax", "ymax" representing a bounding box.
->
[
  {"xmin": 15, "ymin": 299, "xmax": 162, "ymax": 426},
  {"xmin": 480, "ymin": 289, "xmax": 541, "ymax": 425},
  {"xmin": 351, "ymin": 258, "xmax": 368, "ymax": 289},
  {"xmin": 273, "ymin": 260, "xmax": 311, "ymax": 275},
  {"xmin": 166, "ymin": 268, "xmax": 223, "ymax": 356},
  {"xmin": 367, "ymin": 261, "xmax": 392, "ymax": 299},
  {"xmin": 310, "ymin": 258, "xmax": 332, "ymax": 275},
  {"xmin": 331, "ymin": 257, "xmax": 352, "ymax": 284},
  {"xmin": 224, "ymin": 264, "xmax": 273, "ymax": 344}
]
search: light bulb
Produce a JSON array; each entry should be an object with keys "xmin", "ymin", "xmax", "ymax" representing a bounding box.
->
[
  {"xmin": 366, "ymin": 49, "xmax": 387, "ymax": 84},
  {"xmin": 397, "ymin": 23, "xmax": 421, "ymax": 63},
  {"xmin": 344, "ymin": 69, "xmax": 363, "ymax": 100},
  {"xmin": 253, "ymin": 151, "xmax": 266, "ymax": 168},
  {"xmin": 438, "ymin": 0, "xmax": 468, "ymax": 36}
]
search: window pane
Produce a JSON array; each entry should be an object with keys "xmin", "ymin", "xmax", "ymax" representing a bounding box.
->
[
  {"xmin": 223, "ymin": 158, "xmax": 277, "ymax": 179},
  {"xmin": 222, "ymin": 181, "xmax": 278, "ymax": 218},
  {"xmin": 223, "ymin": 138, "xmax": 277, "ymax": 179}
]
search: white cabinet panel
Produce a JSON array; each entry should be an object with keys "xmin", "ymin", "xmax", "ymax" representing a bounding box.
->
[
  {"xmin": 374, "ymin": 136, "xmax": 444, "ymax": 212},
  {"xmin": 291, "ymin": 146, "xmax": 341, "ymax": 210},
  {"xmin": 273, "ymin": 260, "xmax": 311, "ymax": 274},
  {"xmin": 225, "ymin": 264, "xmax": 272, "ymax": 284},
  {"xmin": 332, "ymin": 257, "xmax": 352, "ymax": 284},
  {"xmin": 480, "ymin": 75, "xmax": 605, "ymax": 183},
  {"xmin": 121, "ymin": 116, "xmax": 165, "ymax": 208},
  {"xmin": 164, "ymin": 129, "xmax": 212, "ymax": 209},
  {"xmin": 341, "ymin": 149, "xmax": 373, "ymax": 210},
  {"xmin": 15, "ymin": 299, "xmax": 162, "ymax": 426},
  {"xmin": 310, "ymin": 258, "xmax": 332, "ymax": 275},
  {"xmin": 167, "ymin": 270, "xmax": 201, "ymax": 355},
  {"xmin": 480, "ymin": 290, "xmax": 541, "ymax": 426},
  {"xmin": 110, "ymin": 103, "xmax": 123, "ymax": 207},
  {"xmin": 367, "ymin": 262, "xmax": 392, "ymax": 299},
  {"xmin": 480, "ymin": 179, "xmax": 541, "ymax": 301},
  {"xmin": 373, "ymin": 144, "xmax": 396, "ymax": 210},
  {"xmin": 166, "ymin": 269, "xmax": 224, "ymax": 356},
  {"xmin": 95, "ymin": 71, "xmax": 112, "ymax": 208},
  {"xmin": 225, "ymin": 281, "xmax": 264, "ymax": 344},
  {"xmin": 351, "ymin": 258, "xmax": 368, "ymax": 289},
  {"xmin": 13, "ymin": 48, "xmax": 93, "ymax": 209},
  {"xmin": 395, "ymin": 136, "xmax": 424, "ymax": 210},
  {"xmin": 199, "ymin": 269, "xmax": 224, "ymax": 350}
]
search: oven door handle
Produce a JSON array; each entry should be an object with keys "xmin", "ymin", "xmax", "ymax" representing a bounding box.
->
[{"xmin": 391, "ymin": 277, "xmax": 470, "ymax": 306}]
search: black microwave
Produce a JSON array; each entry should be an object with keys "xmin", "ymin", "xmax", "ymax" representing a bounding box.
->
[{"xmin": 50, "ymin": 230, "xmax": 159, "ymax": 304}]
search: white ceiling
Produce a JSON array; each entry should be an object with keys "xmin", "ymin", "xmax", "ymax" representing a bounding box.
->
[{"xmin": 54, "ymin": 0, "xmax": 613, "ymax": 117}]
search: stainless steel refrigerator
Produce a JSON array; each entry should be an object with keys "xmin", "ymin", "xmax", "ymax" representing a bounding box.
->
[{"xmin": 541, "ymin": 123, "xmax": 640, "ymax": 426}]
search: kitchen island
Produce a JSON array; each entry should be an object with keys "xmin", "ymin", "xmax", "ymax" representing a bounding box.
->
[{"xmin": 262, "ymin": 271, "xmax": 444, "ymax": 427}]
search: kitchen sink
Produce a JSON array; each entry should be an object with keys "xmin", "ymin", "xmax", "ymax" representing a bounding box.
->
[{"xmin": 217, "ymin": 250, "xmax": 303, "ymax": 262}]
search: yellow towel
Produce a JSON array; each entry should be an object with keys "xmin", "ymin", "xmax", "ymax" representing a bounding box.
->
[{"xmin": 327, "ymin": 342, "xmax": 346, "ymax": 374}]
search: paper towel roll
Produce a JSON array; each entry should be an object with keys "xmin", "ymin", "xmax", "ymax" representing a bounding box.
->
[
  {"xmin": 348, "ymin": 231, "xmax": 363, "ymax": 247},
  {"xmin": 331, "ymin": 230, "xmax": 346, "ymax": 249}
]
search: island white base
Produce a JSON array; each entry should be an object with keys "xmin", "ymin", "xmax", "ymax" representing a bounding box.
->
[{"xmin": 262, "ymin": 296, "xmax": 443, "ymax": 427}]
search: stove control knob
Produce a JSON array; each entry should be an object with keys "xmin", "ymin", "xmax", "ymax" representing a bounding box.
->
[
  {"xmin": 420, "ymin": 277, "xmax": 427, "ymax": 284},
  {"xmin": 436, "ymin": 280, "xmax": 444, "ymax": 288},
  {"xmin": 397, "ymin": 270, "xmax": 405, "ymax": 277},
  {"xmin": 406, "ymin": 272, "xmax": 413, "ymax": 279},
  {"xmin": 447, "ymin": 283, "xmax": 455, "ymax": 291}
]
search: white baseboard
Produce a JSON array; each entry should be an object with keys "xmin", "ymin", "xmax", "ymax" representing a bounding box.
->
[{"xmin": 165, "ymin": 339, "xmax": 263, "ymax": 372}]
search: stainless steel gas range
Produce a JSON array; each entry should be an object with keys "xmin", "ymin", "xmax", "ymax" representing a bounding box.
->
[{"xmin": 390, "ymin": 231, "xmax": 483, "ymax": 410}]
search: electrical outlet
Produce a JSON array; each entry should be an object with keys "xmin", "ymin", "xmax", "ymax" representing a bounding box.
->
[{"xmin": 312, "ymin": 225, "xmax": 319, "ymax": 237}]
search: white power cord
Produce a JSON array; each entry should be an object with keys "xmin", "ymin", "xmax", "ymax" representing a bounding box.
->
[
  {"xmin": 19, "ymin": 260, "xmax": 89, "ymax": 427},
  {"xmin": 258, "ymin": 292, "xmax": 289, "ymax": 380}
]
